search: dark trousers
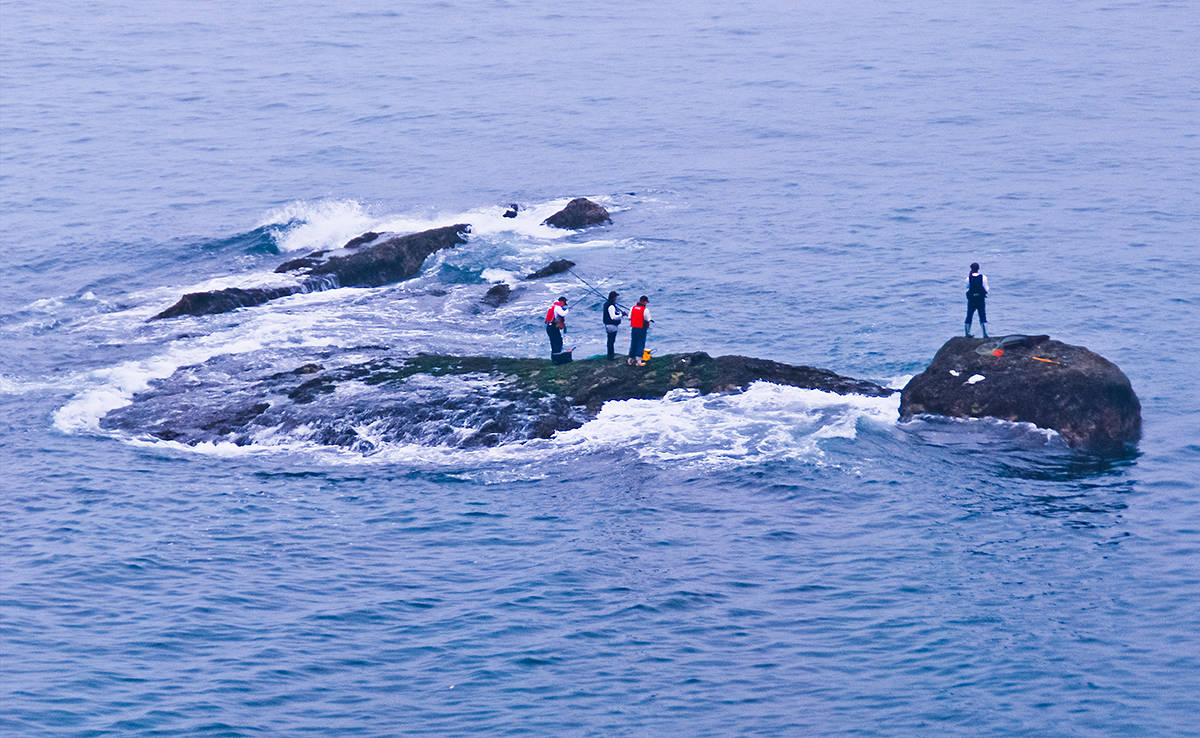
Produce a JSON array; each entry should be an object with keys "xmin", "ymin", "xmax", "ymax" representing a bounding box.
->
[
  {"xmin": 605, "ymin": 325, "xmax": 618, "ymax": 359},
  {"xmin": 546, "ymin": 323, "xmax": 563, "ymax": 354},
  {"xmin": 966, "ymin": 296, "xmax": 987, "ymax": 326},
  {"xmin": 629, "ymin": 327, "xmax": 647, "ymax": 358}
]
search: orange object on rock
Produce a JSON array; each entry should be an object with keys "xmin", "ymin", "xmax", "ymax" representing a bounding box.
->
[{"xmin": 992, "ymin": 349, "xmax": 1004, "ymax": 356}]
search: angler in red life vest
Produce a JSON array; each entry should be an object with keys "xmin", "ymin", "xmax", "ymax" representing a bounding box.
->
[
  {"xmin": 545, "ymin": 296, "xmax": 568, "ymax": 356},
  {"xmin": 627, "ymin": 295, "xmax": 652, "ymax": 366}
]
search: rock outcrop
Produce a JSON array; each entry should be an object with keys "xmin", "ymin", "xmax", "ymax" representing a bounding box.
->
[
  {"xmin": 342, "ymin": 231, "xmax": 380, "ymax": 249},
  {"xmin": 150, "ymin": 285, "xmax": 305, "ymax": 320},
  {"xmin": 481, "ymin": 283, "xmax": 513, "ymax": 307},
  {"xmin": 316, "ymin": 351, "xmax": 893, "ymax": 412},
  {"xmin": 152, "ymin": 225, "xmax": 470, "ymax": 320},
  {"xmin": 542, "ymin": 198, "xmax": 611, "ymax": 229},
  {"xmin": 102, "ymin": 351, "xmax": 894, "ymax": 451},
  {"xmin": 899, "ymin": 336, "xmax": 1140, "ymax": 449},
  {"xmin": 525, "ymin": 259, "xmax": 575, "ymax": 280}
]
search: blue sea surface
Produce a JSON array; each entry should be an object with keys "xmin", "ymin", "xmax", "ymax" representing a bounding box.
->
[{"xmin": 2, "ymin": 1, "xmax": 1198, "ymax": 735}]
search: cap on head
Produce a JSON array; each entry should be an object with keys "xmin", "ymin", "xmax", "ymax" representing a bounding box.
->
[
  {"xmin": 558, "ymin": 295, "xmax": 567, "ymax": 302},
  {"xmin": 639, "ymin": 295, "xmax": 648, "ymax": 303},
  {"xmin": 607, "ymin": 291, "xmax": 619, "ymax": 300},
  {"xmin": 970, "ymin": 262, "xmax": 980, "ymax": 272}
]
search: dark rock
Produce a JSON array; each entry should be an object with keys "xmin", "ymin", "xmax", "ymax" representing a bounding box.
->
[
  {"xmin": 525, "ymin": 259, "xmax": 575, "ymax": 280},
  {"xmin": 343, "ymin": 232, "xmax": 380, "ymax": 248},
  {"xmin": 275, "ymin": 250, "xmax": 327, "ymax": 273},
  {"xmin": 100, "ymin": 349, "xmax": 892, "ymax": 452},
  {"xmin": 307, "ymin": 224, "xmax": 470, "ymax": 287},
  {"xmin": 372, "ymin": 351, "xmax": 894, "ymax": 413},
  {"xmin": 481, "ymin": 283, "xmax": 513, "ymax": 307},
  {"xmin": 152, "ymin": 225, "xmax": 470, "ymax": 320},
  {"xmin": 151, "ymin": 285, "xmax": 301, "ymax": 320},
  {"xmin": 899, "ymin": 336, "xmax": 1141, "ymax": 449},
  {"xmin": 542, "ymin": 198, "xmax": 611, "ymax": 229},
  {"xmin": 502, "ymin": 204, "xmax": 519, "ymax": 218}
]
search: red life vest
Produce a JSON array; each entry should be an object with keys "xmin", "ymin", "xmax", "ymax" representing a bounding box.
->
[
  {"xmin": 545, "ymin": 301, "xmax": 563, "ymax": 325},
  {"xmin": 629, "ymin": 304, "xmax": 647, "ymax": 328}
]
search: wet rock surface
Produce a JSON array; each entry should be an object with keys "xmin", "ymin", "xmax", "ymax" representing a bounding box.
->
[
  {"xmin": 152, "ymin": 225, "xmax": 470, "ymax": 320},
  {"xmin": 150, "ymin": 285, "xmax": 304, "ymax": 320},
  {"xmin": 101, "ymin": 350, "xmax": 892, "ymax": 451},
  {"xmin": 525, "ymin": 259, "xmax": 575, "ymax": 280},
  {"xmin": 542, "ymin": 198, "xmax": 611, "ymax": 229},
  {"xmin": 900, "ymin": 336, "xmax": 1141, "ymax": 449},
  {"xmin": 481, "ymin": 283, "xmax": 513, "ymax": 307},
  {"xmin": 342, "ymin": 231, "xmax": 380, "ymax": 248}
]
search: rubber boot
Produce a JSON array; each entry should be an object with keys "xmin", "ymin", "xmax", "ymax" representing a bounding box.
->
[
  {"xmin": 964, "ymin": 322, "xmax": 972, "ymax": 337},
  {"xmin": 981, "ymin": 322, "xmax": 988, "ymax": 339}
]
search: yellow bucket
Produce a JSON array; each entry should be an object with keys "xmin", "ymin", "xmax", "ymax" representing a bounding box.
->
[{"xmin": 642, "ymin": 349, "xmax": 652, "ymax": 362}]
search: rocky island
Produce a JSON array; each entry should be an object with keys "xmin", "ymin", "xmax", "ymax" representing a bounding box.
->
[
  {"xmin": 139, "ymin": 196, "xmax": 1141, "ymax": 453},
  {"xmin": 901, "ymin": 335, "xmax": 1141, "ymax": 450}
]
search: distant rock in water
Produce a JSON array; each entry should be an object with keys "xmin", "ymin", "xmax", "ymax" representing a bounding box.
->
[
  {"xmin": 481, "ymin": 283, "xmax": 513, "ymax": 307},
  {"xmin": 525, "ymin": 259, "xmax": 575, "ymax": 280},
  {"xmin": 342, "ymin": 231, "xmax": 380, "ymax": 248},
  {"xmin": 305, "ymin": 224, "xmax": 469, "ymax": 287},
  {"xmin": 100, "ymin": 351, "xmax": 893, "ymax": 452},
  {"xmin": 542, "ymin": 198, "xmax": 611, "ymax": 229},
  {"xmin": 150, "ymin": 285, "xmax": 304, "ymax": 320},
  {"xmin": 502, "ymin": 204, "xmax": 519, "ymax": 218},
  {"xmin": 152, "ymin": 224, "xmax": 470, "ymax": 320},
  {"xmin": 899, "ymin": 335, "xmax": 1141, "ymax": 449}
]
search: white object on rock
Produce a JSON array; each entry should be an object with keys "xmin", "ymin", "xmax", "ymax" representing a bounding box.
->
[{"xmin": 966, "ymin": 374, "xmax": 985, "ymax": 384}]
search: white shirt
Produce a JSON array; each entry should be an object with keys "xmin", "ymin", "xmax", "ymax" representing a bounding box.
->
[{"xmin": 606, "ymin": 304, "xmax": 623, "ymax": 321}]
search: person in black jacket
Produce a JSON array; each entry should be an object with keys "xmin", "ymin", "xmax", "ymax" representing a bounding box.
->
[
  {"xmin": 965, "ymin": 263, "xmax": 989, "ymax": 338},
  {"xmin": 602, "ymin": 291, "xmax": 624, "ymax": 360}
]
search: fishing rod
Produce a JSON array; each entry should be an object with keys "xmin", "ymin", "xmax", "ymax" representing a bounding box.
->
[{"xmin": 566, "ymin": 268, "xmax": 630, "ymax": 313}]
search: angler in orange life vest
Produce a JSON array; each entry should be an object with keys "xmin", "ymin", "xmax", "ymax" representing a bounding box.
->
[
  {"xmin": 627, "ymin": 295, "xmax": 652, "ymax": 366},
  {"xmin": 544, "ymin": 296, "xmax": 568, "ymax": 356}
]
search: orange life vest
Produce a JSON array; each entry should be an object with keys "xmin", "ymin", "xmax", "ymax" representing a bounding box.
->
[{"xmin": 629, "ymin": 304, "xmax": 647, "ymax": 329}]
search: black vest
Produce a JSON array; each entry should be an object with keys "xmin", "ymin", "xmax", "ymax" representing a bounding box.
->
[
  {"xmin": 602, "ymin": 301, "xmax": 620, "ymax": 325},
  {"xmin": 967, "ymin": 273, "xmax": 986, "ymax": 298}
]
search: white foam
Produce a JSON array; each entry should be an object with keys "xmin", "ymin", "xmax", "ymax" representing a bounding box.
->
[
  {"xmin": 552, "ymin": 382, "xmax": 900, "ymax": 468},
  {"xmin": 902, "ymin": 413, "xmax": 1065, "ymax": 446},
  {"xmin": 257, "ymin": 199, "xmax": 377, "ymax": 252},
  {"xmin": 255, "ymin": 195, "xmax": 617, "ymax": 254},
  {"xmin": 480, "ymin": 268, "xmax": 520, "ymax": 285},
  {"xmin": 53, "ymin": 310, "xmax": 335, "ymax": 433}
]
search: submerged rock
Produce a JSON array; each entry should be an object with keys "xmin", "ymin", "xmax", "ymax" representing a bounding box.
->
[
  {"xmin": 899, "ymin": 336, "xmax": 1140, "ymax": 449},
  {"xmin": 481, "ymin": 283, "xmax": 513, "ymax": 307},
  {"xmin": 542, "ymin": 198, "xmax": 611, "ymax": 229},
  {"xmin": 525, "ymin": 259, "xmax": 575, "ymax": 280},
  {"xmin": 152, "ymin": 224, "xmax": 470, "ymax": 320}
]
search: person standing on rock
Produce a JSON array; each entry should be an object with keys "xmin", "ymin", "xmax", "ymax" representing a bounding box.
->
[
  {"xmin": 545, "ymin": 296, "xmax": 568, "ymax": 356},
  {"xmin": 627, "ymin": 295, "xmax": 652, "ymax": 366},
  {"xmin": 965, "ymin": 263, "xmax": 989, "ymax": 338},
  {"xmin": 602, "ymin": 291, "xmax": 625, "ymax": 360}
]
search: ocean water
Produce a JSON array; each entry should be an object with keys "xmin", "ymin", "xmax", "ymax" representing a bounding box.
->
[{"xmin": 2, "ymin": 1, "xmax": 1199, "ymax": 735}]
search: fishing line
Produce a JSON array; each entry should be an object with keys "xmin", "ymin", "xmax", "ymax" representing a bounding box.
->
[{"xmin": 567, "ymin": 268, "xmax": 630, "ymax": 312}]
